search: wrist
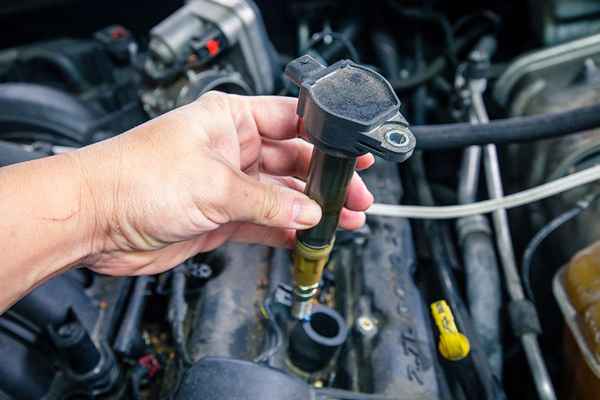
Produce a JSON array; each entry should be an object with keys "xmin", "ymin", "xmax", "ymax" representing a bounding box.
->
[
  {"xmin": 44, "ymin": 152, "xmax": 102, "ymax": 269},
  {"xmin": 0, "ymin": 152, "xmax": 104, "ymax": 310},
  {"xmin": 63, "ymin": 145, "xmax": 116, "ymax": 265}
]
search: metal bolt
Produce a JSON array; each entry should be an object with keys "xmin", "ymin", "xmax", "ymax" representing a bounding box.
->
[
  {"xmin": 198, "ymin": 264, "xmax": 213, "ymax": 279},
  {"xmin": 356, "ymin": 316, "xmax": 377, "ymax": 337},
  {"xmin": 187, "ymin": 262, "xmax": 213, "ymax": 279},
  {"xmin": 385, "ymin": 130, "xmax": 410, "ymax": 148}
]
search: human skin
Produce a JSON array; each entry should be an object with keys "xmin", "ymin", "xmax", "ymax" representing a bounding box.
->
[{"xmin": 0, "ymin": 92, "xmax": 374, "ymax": 312}]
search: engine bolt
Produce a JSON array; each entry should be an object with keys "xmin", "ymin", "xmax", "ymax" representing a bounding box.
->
[
  {"xmin": 197, "ymin": 264, "xmax": 213, "ymax": 279},
  {"xmin": 187, "ymin": 262, "xmax": 213, "ymax": 279},
  {"xmin": 356, "ymin": 316, "xmax": 377, "ymax": 337}
]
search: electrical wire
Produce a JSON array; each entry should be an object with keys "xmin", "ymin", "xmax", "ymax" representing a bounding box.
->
[
  {"xmin": 521, "ymin": 196, "xmax": 595, "ymax": 301},
  {"xmin": 254, "ymin": 294, "xmax": 283, "ymax": 365},
  {"xmin": 367, "ymin": 164, "xmax": 600, "ymax": 219}
]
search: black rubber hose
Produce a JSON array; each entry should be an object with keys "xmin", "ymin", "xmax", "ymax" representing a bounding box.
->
[
  {"xmin": 412, "ymin": 102, "xmax": 600, "ymax": 151},
  {"xmin": 16, "ymin": 47, "xmax": 91, "ymax": 92},
  {"xmin": 0, "ymin": 83, "xmax": 101, "ymax": 146},
  {"xmin": 0, "ymin": 141, "xmax": 44, "ymax": 167},
  {"xmin": 114, "ymin": 276, "xmax": 153, "ymax": 358},
  {"xmin": 372, "ymin": 32, "xmax": 401, "ymax": 82},
  {"xmin": 168, "ymin": 265, "xmax": 192, "ymax": 366},
  {"xmin": 522, "ymin": 199, "xmax": 593, "ymax": 302}
]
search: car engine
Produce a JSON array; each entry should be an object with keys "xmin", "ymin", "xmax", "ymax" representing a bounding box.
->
[{"xmin": 3, "ymin": 0, "xmax": 600, "ymax": 399}]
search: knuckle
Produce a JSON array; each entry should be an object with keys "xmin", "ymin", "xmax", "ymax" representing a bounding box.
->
[
  {"xmin": 201, "ymin": 90, "xmax": 224, "ymax": 100},
  {"xmin": 200, "ymin": 91, "xmax": 230, "ymax": 111},
  {"xmin": 215, "ymin": 168, "xmax": 239, "ymax": 212},
  {"xmin": 198, "ymin": 162, "xmax": 238, "ymax": 225},
  {"xmin": 259, "ymin": 184, "xmax": 283, "ymax": 223}
]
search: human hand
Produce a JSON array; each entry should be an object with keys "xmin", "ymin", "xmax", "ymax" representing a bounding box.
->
[{"xmin": 73, "ymin": 92, "xmax": 374, "ymax": 276}]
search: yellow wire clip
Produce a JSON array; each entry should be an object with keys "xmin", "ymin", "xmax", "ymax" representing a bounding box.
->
[{"xmin": 431, "ymin": 300, "xmax": 471, "ymax": 361}]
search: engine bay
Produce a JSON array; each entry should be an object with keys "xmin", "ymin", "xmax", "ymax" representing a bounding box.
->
[{"xmin": 3, "ymin": 1, "xmax": 600, "ymax": 399}]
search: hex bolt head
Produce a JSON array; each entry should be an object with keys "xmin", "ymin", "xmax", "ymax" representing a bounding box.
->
[
  {"xmin": 186, "ymin": 262, "xmax": 213, "ymax": 279},
  {"xmin": 356, "ymin": 316, "xmax": 377, "ymax": 337},
  {"xmin": 198, "ymin": 264, "xmax": 213, "ymax": 279}
]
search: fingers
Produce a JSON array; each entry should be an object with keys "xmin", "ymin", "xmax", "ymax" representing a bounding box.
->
[
  {"xmin": 345, "ymin": 173, "xmax": 374, "ymax": 211},
  {"xmin": 262, "ymin": 175, "xmax": 367, "ymax": 231},
  {"xmin": 87, "ymin": 236, "xmax": 214, "ymax": 276},
  {"xmin": 241, "ymin": 96, "xmax": 304, "ymax": 140},
  {"xmin": 356, "ymin": 153, "xmax": 375, "ymax": 171},
  {"xmin": 265, "ymin": 174, "xmax": 372, "ymax": 212},
  {"xmin": 238, "ymin": 95, "xmax": 375, "ymax": 174},
  {"xmin": 260, "ymin": 138, "xmax": 313, "ymax": 178},
  {"xmin": 261, "ymin": 139, "xmax": 375, "ymax": 178},
  {"xmin": 339, "ymin": 208, "xmax": 367, "ymax": 230},
  {"xmin": 229, "ymin": 211, "xmax": 366, "ymax": 248},
  {"xmin": 229, "ymin": 212, "xmax": 365, "ymax": 248},
  {"xmin": 230, "ymin": 224, "xmax": 296, "ymax": 248},
  {"xmin": 214, "ymin": 164, "xmax": 322, "ymax": 229}
]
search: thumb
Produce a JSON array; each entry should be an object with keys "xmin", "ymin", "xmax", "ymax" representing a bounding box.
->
[{"xmin": 221, "ymin": 169, "xmax": 322, "ymax": 229}]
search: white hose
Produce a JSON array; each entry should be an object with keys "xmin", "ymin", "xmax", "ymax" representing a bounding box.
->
[{"xmin": 367, "ymin": 164, "xmax": 600, "ymax": 219}]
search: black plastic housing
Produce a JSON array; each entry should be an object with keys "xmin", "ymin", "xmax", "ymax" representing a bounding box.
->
[{"xmin": 285, "ymin": 55, "xmax": 415, "ymax": 161}]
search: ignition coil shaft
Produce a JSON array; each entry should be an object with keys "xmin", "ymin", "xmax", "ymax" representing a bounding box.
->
[
  {"xmin": 292, "ymin": 152, "xmax": 356, "ymax": 318},
  {"xmin": 285, "ymin": 55, "xmax": 416, "ymax": 319}
]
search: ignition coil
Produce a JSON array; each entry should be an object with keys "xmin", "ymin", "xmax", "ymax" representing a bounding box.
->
[{"xmin": 285, "ymin": 55, "xmax": 415, "ymax": 319}]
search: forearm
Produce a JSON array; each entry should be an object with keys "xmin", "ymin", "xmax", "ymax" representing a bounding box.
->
[{"xmin": 0, "ymin": 153, "xmax": 95, "ymax": 312}]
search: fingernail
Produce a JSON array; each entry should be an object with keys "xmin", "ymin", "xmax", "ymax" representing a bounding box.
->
[
  {"xmin": 292, "ymin": 199, "xmax": 322, "ymax": 228},
  {"xmin": 356, "ymin": 153, "xmax": 375, "ymax": 171}
]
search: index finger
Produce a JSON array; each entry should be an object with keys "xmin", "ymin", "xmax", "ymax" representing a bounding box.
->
[{"xmin": 242, "ymin": 96, "xmax": 307, "ymax": 140}]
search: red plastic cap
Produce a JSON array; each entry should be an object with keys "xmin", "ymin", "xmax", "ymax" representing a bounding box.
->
[{"xmin": 206, "ymin": 39, "xmax": 220, "ymax": 56}]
